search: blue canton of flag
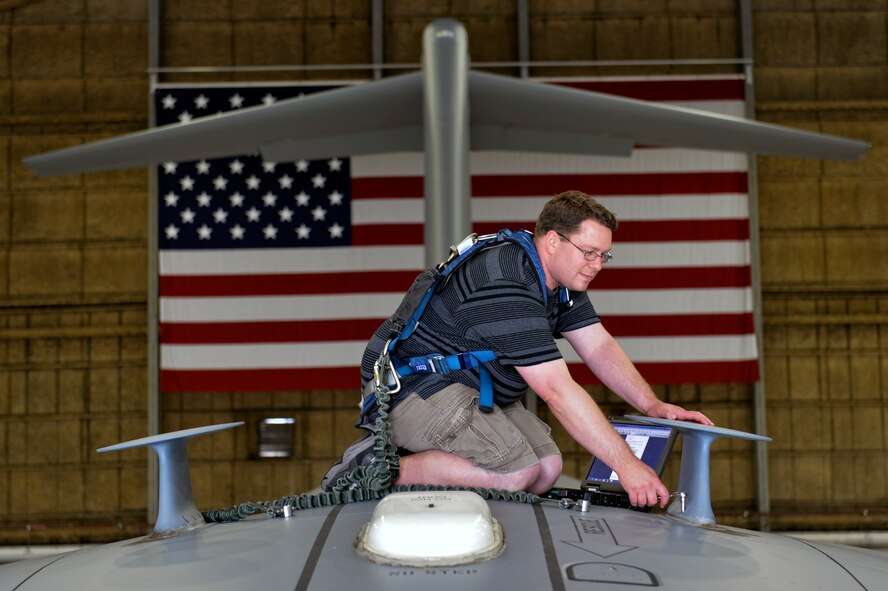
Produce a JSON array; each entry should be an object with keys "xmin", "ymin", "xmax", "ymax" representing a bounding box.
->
[{"xmin": 154, "ymin": 86, "xmax": 351, "ymax": 249}]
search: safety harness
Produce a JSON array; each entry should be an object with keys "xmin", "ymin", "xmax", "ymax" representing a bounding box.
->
[{"xmin": 361, "ymin": 229, "xmax": 572, "ymax": 418}]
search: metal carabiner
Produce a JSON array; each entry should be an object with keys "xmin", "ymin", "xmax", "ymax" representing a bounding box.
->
[{"xmin": 373, "ymin": 341, "xmax": 401, "ymax": 395}]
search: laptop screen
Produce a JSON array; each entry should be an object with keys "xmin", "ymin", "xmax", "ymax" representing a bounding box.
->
[{"xmin": 585, "ymin": 420, "xmax": 676, "ymax": 487}]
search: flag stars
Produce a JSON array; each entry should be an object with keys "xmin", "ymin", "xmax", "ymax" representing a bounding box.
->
[
  {"xmin": 158, "ymin": 90, "xmax": 353, "ymax": 249},
  {"xmin": 328, "ymin": 223, "xmax": 345, "ymax": 239},
  {"xmin": 262, "ymin": 192, "xmax": 278, "ymax": 207},
  {"xmin": 328, "ymin": 190, "xmax": 344, "ymax": 206},
  {"xmin": 263, "ymin": 224, "xmax": 278, "ymax": 239}
]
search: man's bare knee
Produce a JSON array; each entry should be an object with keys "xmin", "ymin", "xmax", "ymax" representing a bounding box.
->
[
  {"xmin": 528, "ymin": 454, "xmax": 562, "ymax": 494},
  {"xmin": 491, "ymin": 463, "xmax": 541, "ymax": 491}
]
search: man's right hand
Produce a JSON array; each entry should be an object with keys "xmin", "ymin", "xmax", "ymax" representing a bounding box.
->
[{"xmin": 617, "ymin": 458, "xmax": 670, "ymax": 508}]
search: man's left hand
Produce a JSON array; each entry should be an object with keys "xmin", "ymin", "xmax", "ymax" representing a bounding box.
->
[{"xmin": 645, "ymin": 402, "xmax": 714, "ymax": 426}]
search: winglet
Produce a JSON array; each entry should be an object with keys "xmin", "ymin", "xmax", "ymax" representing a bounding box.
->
[
  {"xmin": 625, "ymin": 416, "xmax": 771, "ymax": 526},
  {"xmin": 98, "ymin": 422, "xmax": 244, "ymax": 534}
]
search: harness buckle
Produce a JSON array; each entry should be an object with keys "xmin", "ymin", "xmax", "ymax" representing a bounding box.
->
[{"xmin": 429, "ymin": 355, "xmax": 449, "ymax": 374}]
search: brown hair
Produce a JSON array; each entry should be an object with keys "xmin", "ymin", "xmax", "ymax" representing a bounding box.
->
[{"xmin": 534, "ymin": 190, "xmax": 618, "ymax": 236}]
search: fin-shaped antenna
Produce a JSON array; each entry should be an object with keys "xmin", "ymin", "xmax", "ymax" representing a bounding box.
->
[
  {"xmin": 625, "ymin": 416, "xmax": 771, "ymax": 526},
  {"xmin": 98, "ymin": 422, "xmax": 244, "ymax": 534}
]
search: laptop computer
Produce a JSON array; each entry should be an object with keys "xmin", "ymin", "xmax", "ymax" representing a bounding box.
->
[{"xmin": 544, "ymin": 416, "xmax": 678, "ymax": 510}]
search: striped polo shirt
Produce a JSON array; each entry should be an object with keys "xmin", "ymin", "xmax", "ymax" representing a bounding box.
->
[{"xmin": 360, "ymin": 240, "xmax": 600, "ymax": 411}]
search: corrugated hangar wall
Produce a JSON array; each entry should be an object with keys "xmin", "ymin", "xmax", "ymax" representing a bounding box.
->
[{"xmin": 0, "ymin": 0, "xmax": 885, "ymax": 543}]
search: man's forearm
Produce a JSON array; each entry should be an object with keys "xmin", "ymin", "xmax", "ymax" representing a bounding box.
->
[{"xmin": 584, "ymin": 337, "xmax": 660, "ymax": 414}]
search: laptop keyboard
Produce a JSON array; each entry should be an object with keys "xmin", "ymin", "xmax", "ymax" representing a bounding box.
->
[{"xmin": 542, "ymin": 486, "xmax": 652, "ymax": 512}]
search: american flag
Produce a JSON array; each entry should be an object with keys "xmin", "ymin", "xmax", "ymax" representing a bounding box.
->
[{"xmin": 156, "ymin": 76, "xmax": 758, "ymax": 393}]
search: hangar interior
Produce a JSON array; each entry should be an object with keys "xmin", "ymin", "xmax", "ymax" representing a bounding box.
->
[{"xmin": 0, "ymin": 0, "xmax": 886, "ymax": 548}]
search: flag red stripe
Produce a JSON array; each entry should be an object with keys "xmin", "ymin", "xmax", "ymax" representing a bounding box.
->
[
  {"xmin": 159, "ymin": 265, "xmax": 750, "ymax": 297},
  {"xmin": 159, "ymin": 313, "xmax": 752, "ymax": 345},
  {"xmin": 160, "ymin": 270, "xmax": 418, "ymax": 297},
  {"xmin": 568, "ymin": 359, "xmax": 760, "ymax": 385},
  {"xmin": 553, "ymin": 79, "xmax": 745, "ymax": 101},
  {"xmin": 351, "ymin": 219, "xmax": 749, "ymax": 245},
  {"xmin": 604, "ymin": 313, "xmax": 754, "ymax": 337},
  {"xmin": 159, "ymin": 358, "xmax": 759, "ymax": 393},
  {"xmin": 161, "ymin": 367, "xmax": 363, "ymax": 392},
  {"xmin": 160, "ymin": 318, "xmax": 382, "ymax": 344},
  {"xmin": 352, "ymin": 172, "xmax": 748, "ymax": 199},
  {"xmin": 593, "ymin": 266, "xmax": 751, "ymax": 289}
]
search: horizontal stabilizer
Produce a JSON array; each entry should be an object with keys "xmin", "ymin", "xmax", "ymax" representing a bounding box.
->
[
  {"xmin": 25, "ymin": 73, "xmax": 423, "ymax": 177},
  {"xmin": 262, "ymin": 125, "xmax": 423, "ymax": 162},
  {"xmin": 469, "ymin": 71, "xmax": 869, "ymax": 161},
  {"xmin": 24, "ymin": 69, "xmax": 869, "ymax": 178},
  {"xmin": 471, "ymin": 124, "xmax": 634, "ymax": 156}
]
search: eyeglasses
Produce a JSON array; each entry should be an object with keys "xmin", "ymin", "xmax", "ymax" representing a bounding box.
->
[{"xmin": 556, "ymin": 231, "xmax": 613, "ymax": 264}]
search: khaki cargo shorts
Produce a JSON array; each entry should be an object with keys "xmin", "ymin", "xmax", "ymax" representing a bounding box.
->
[{"xmin": 389, "ymin": 382, "xmax": 561, "ymax": 473}]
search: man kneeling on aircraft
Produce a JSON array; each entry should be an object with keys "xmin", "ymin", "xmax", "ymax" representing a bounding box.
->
[{"xmin": 323, "ymin": 190, "xmax": 713, "ymax": 507}]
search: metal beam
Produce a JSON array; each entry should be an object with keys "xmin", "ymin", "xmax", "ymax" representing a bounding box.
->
[
  {"xmin": 517, "ymin": 0, "xmax": 530, "ymax": 79},
  {"xmin": 740, "ymin": 0, "xmax": 771, "ymax": 532},
  {"xmin": 421, "ymin": 20, "xmax": 472, "ymax": 267},
  {"xmin": 146, "ymin": 0, "xmax": 162, "ymax": 528},
  {"xmin": 372, "ymin": 0, "xmax": 384, "ymax": 80}
]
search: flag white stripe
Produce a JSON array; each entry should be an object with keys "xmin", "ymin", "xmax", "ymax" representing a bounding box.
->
[
  {"xmin": 559, "ymin": 334, "xmax": 757, "ymax": 363},
  {"xmin": 159, "ymin": 288, "xmax": 752, "ymax": 322},
  {"xmin": 160, "ymin": 333, "xmax": 756, "ymax": 370},
  {"xmin": 613, "ymin": 241, "xmax": 750, "ymax": 267},
  {"xmin": 352, "ymin": 194, "xmax": 750, "ymax": 225},
  {"xmin": 161, "ymin": 341, "xmax": 368, "ymax": 368},
  {"xmin": 161, "ymin": 293, "xmax": 400, "ymax": 322},
  {"xmin": 352, "ymin": 147, "xmax": 748, "ymax": 177},
  {"xmin": 159, "ymin": 246, "xmax": 425, "ymax": 275},
  {"xmin": 591, "ymin": 288, "xmax": 753, "ymax": 315}
]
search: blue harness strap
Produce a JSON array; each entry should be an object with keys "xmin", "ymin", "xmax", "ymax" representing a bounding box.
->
[{"xmin": 362, "ymin": 229, "xmax": 571, "ymax": 417}]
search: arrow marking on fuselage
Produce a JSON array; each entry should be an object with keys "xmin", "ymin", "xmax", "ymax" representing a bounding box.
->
[{"xmin": 560, "ymin": 516, "xmax": 638, "ymax": 558}]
